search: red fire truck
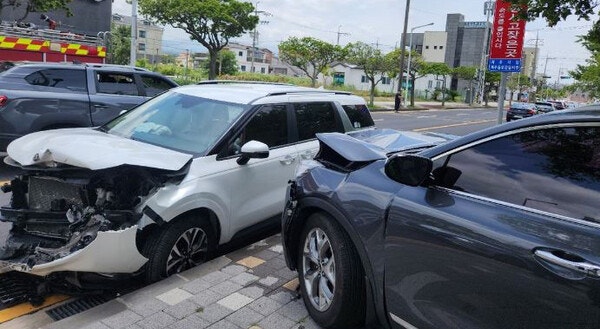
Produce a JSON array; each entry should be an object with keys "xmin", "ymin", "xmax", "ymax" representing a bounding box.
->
[{"xmin": 0, "ymin": 23, "xmax": 106, "ymax": 64}]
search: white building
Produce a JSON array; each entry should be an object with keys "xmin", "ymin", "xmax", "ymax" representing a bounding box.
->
[
  {"xmin": 224, "ymin": 42, "xmax": 271, "ymax": 74},
  {"xmin": 112, "ymin": 14, "xmax": 163, "ymax": 63},
  {"xmin": 319, "ymin": 63, "xmax": 396, "ymax": 94}
]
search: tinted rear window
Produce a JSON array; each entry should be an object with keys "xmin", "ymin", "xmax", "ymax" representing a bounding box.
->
[{"xmin": 342, "ymin": 104, "xmax": 375, "ymax": 129}]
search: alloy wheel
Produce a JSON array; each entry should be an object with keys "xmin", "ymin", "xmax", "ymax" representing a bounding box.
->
[
  {"xmin": 302, "ymin": 227, "xmax": 336, "ymax": 312},
  {"xmin": 166, "ymin": 227, "xmax": 208, "ymax": 276}
]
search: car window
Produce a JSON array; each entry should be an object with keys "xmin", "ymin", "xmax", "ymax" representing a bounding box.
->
[
  {"xmin": 104, "ymin": 91, "xmax": 246, "ymax": 155},
  {"xmin": 342, "ymin": 104, "xmax": 375, "ymax": 129},
  {"xmin": 96, "ymin": 71, "xmax": 139, "ymax": 96},
  {"xmin": 24, "ymin": 69, "xmax": 87, "ymax": 92},
  {"xmin": 141, "ymin": 75, "xmax": 175, "ymax": 97},
  {"xmin": 295, "ymin": 102, "xmax": 341, "ymax": 141},
  {"xmin": 226, "ymin": 104, "xmax": 288, "ymax": 156},
  {"xmin": 435, "ymin": 126, "xmax": 600, "ymax": 223}
]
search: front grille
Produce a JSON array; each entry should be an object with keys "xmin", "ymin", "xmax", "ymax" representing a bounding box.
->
[{"xmin": 28, "ymin": 177, "xmax": 84, "ymax": 211}]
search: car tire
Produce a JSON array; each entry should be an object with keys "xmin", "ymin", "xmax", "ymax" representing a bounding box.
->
[
  {"xmin": 143, "ymin": 216, "xmax": 216, "ymax": 283},
  {"xmin": 297, "ymin": 212, "xmax": 365, "ymax": 329}
]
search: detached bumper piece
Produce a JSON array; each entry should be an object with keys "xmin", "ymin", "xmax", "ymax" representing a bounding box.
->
[{"xmin": 0, "ymin": 272, "xmax": 46, "ymax": 309}]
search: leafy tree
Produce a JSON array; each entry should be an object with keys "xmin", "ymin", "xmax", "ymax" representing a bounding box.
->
[
  {"xmin": 346, "ymin": 42, "xmax": 394, "ymax": 106},
  {"xmin": 0, "ymin": 0, "xmax": 72, "ymax": 21},
  {"xmin": 386, "ymin": 48, "xmax": 427, "ymax": 106},
  {"xmin": 139, "ymin": 0, "xmax": 258, "ymax": 80},
  {"xmin": 506, "ymin": 73, "xmax": 532, "ymax": 105},
  {"xmin": 420, "ymin": 62, "xmax": 452, "ymax": 106},
  {"xmin": 570, "ymin": 52, "xmax": 600, "ymax": 98},
  {"xmin": 109, "ymin": 24, "xmax": 131, "ymax": 65},
  {"xmin": 484, "ymin": 70, "xmax": 502, "ymax": 106},
  {"xmin": 278, "ymin": 37, "xmax": 346, "ymax": 87},
  {"xmin": 506, "ymin": 0, "xmax": 598, "ymax": 27},
  {"xmin": 203, "ymin": 50, "xmax": 238, "ymax": 76},
  {"xmin": 453, "ymin": 66, "xmax": 478, "ymax": 105}
]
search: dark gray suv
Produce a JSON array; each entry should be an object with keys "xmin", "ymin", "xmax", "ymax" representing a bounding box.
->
[{"xmin": 0, "ymin": 62, "xmax": 177, "ymax": 151}]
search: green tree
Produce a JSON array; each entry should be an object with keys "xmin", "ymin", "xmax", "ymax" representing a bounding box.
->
[
  {"xmin": 484, "ymin": 70, "xmax": 502, "ymax": 106},
  {"xmin": 0, "ymin": 0, "xmax": 72, "ymax": 21},
  {"xmin": 203, "ymin": 50, "xmax": 238, "ymax": 76},
  {"xmin": 139, "ymin": 0, "xmax": 258, "ymax": 80},
  {"xmin": 506, "ymin": 0, "xmax": 597, "ymax": 27},
  {"xmin": 453, "ymin": 66, "xmax": 478, "ymax": 105},
  {"xmin": 346, "ymin": 42, "xmax": 394, "ymax": 106},
  {"xmin": 570, "ymin": 52, "xmax": 600, "ymax": 98},
  {"xmin": 386, "ymin": 48, "xmax": 427, "ymax": 106},
  {"xmin": 109, "ymin": 24, "xmax": 131, "ymax": 65},
  {"xmin": 506, "ymin": 73, "xmax": 532, "ymax": 105},
  {"xmin": 420, "ymin": 62, "xmax": 452, "ymax": 106},
  {"xmin": 278, "ymin": 37, "xmax": 346, "ymax": 87}
]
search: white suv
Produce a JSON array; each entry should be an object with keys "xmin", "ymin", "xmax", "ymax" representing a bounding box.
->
[{"xmin": 0, "ymin": 82, "xmax": 375, "ymax": 283}]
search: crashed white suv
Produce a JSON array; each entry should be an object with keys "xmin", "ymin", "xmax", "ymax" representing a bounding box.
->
[{"xmin": 0, "ymin": 82, "xmax": 375, "ymax": 284}]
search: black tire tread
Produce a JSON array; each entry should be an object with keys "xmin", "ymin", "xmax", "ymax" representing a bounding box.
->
[
  {"xmin": 298, "ymin": 212, "xmax": 366, "ymax": 329},
  {"xmin": 143, "ymin": 215, "xmax": 215, "ymax": 283}
]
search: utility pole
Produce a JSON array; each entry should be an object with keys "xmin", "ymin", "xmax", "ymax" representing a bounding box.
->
[
  {"xmin": 397, "ymin": 0, "xmax": 411, "ymax": 96},
  {"xmin": 336, "ymin": 25, "xmax": 350, "ymax": 45},
  {"xmin": 478, "ymin": 0, "xmax": 494, "ymax": 104},
  {"xmin": 129, "ymin": 0, "xmax": 138, "ymax": 66},
  {"xmin": 250, "ymin": 2, "xmax": 271, "ymax": 73}
]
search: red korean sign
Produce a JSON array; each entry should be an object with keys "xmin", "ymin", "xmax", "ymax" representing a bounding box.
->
[{"xmin": 488, "ymin": 0, "xmax": 527, "ymax": 72}]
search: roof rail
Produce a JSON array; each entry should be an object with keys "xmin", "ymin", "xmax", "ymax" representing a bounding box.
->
[
  {"xmin": 267, "ymin": 90, "xmax": 352, "ymax": 96},
  {"xmin": 196, "ymin": 80, "xmax": 293, "ymax": 86}
]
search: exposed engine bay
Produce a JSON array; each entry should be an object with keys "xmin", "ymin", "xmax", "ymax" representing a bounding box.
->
[{"xmin": 0, "ymin": 163, "xmax": 188, "ymax": 274}]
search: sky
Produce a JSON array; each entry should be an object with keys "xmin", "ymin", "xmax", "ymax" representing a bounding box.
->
[{"xmin": 112, "ymin": 0, "xmax": 594, "ymax": 83}]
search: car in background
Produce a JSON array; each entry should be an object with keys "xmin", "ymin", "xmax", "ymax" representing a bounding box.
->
[
  {"xmin": 0, "ymin": 82, "xmax": 376, "ymax": 294},
  {"xmin": 505, "ymin": 102, "xmax": 537, "ymax": 121},
  {"xmin": 0, "ymin": 62, "xmax": 178, "ymax": 151},
  {"xmin": 535, "ymin": 101, "xmax": 557, "ymax": 113},
  {"xmin": 282, "ymin": 107, "xmax": 600, "ymax": 328},
  {"xmin": 548, "ymin": 100, "xmax": 567, "ymax": 110}
]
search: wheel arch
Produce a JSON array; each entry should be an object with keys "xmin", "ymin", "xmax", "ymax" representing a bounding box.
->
[
  {"xmin": 136, "ymin": 207, "xmax": 222, "ymax": 254},
  {"xmin": 286, "ymin": 196, "xmax": 388, "ymax": 328}
]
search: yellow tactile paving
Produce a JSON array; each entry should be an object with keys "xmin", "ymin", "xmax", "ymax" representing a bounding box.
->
[
  {"xmin": 236, "ymin": 256, "xmax": 265, "ymax": 269},
  {"xmin": 0, "ymin": 295, "xmax": 70, "ymax": 323},
  {"xmin": 283, "ymin": 278, "xmax": 299, "ymax": 291}
]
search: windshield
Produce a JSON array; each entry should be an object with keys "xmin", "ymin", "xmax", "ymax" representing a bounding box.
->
[{"xmin": 103, "ymin": 90, "xmax": 247, "ymax": 155}]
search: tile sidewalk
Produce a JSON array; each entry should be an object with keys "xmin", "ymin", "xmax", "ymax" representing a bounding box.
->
[{"xmin": 0, "ymin": 234, "xmax": 323, "ymax": 329}]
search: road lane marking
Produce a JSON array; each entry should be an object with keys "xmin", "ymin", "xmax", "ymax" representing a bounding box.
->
[
  {"xmin": 412, "ymin": 119, "xmax": 496, "ymax": 132},
  {"xmin": 373, "ymin": 119, "xmax": 384, "ymax": 122},
  {"xmin": 0, "ymin": 295, "xmax": 70, "ymax": 323}
]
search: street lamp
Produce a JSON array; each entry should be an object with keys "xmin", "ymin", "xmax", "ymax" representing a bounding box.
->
[{"xmin": 405, "ymin": 22, "xmax": 434, "ymax": 106}]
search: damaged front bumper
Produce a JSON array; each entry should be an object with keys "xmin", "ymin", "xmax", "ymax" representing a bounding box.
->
[
  {"xmin": 0, "ymin": 160, "xmax": 189, "ymax": 278},
  {"xmin": 0, "ymin": 225, "xmax": 147, "ymax": 276}
]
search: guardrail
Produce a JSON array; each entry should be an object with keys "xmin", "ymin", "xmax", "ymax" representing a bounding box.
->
[{"xmin": 0, "ymin": 23, "xmax": 102, "ymax": 46}]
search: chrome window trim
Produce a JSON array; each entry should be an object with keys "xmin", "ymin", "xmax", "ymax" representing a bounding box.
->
[
  {"xmin": 430, "ymin": 122, "xmax": 600, "ymax": 229},
  {"xmin": 434, "ymin": 186, "xmax": 600, "ymax": 229}
]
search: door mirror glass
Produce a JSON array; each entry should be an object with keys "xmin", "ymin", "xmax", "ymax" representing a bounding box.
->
[
  {"xmin": 385, "ymin": 154, "xmax": 433, "ymax": 186},
  {"xmin": 237, "ymin": 140, "xmax": 269, "ymax": 165}
]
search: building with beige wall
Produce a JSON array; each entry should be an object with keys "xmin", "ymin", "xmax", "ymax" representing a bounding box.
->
[
  {"xmin": 112, "ymin": 14, "xmax": 164, "ymax": 64},
  {"xmin": 422, "ymin": 31, "xmax": 447, "ymax": 63}
]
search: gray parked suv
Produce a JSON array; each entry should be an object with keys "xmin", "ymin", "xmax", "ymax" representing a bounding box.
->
[{"xmin": 0, "ymin": 62, "xmax": 177, "ymax": 151}]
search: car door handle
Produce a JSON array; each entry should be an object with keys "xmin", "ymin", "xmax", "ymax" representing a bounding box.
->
[
  {"xmin": 534, "ymin": 249, "xmax": 600, "ymax": 278},
  {"xmin": 280, "ymin": 155, "xmax": 296, "ymax": 165},
  {"xmin": 93, "ymin": 104, "xmax": 109, "ymax": 109},
  {"xmin": 300, "ymin": 151, "xmax": 315, "ymax": 160}
]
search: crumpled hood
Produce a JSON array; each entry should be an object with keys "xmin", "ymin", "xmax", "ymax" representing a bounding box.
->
[
  {"xmin": 6, "ymin": 128, "xmax": 193, "ymax": 171},
  {"xmin": 347, "ymin": 128, "xmax": 454, "ymax": 153}
]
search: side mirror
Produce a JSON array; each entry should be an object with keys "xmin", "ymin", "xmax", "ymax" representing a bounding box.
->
[
  {"xmin": 237, "ymin": 140, "xmax": 269, "ymax": 165},
  {"xmin": 384, "ymin": 154, "xmax": 432, "ymax": 186}
]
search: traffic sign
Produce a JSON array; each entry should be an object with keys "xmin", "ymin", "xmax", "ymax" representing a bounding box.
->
[{"xmin": 488, "ymin": 0, "xmax": 527, "ymax": 72}]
